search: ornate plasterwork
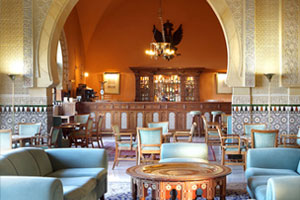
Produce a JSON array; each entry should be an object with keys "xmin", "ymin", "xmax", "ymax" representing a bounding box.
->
[
  {"xmin": 0, "ymin": 95, "xmax": 47, "ymax": 105},
  {"xmin": 244, "ymin": 0, "xmax": 255, "ymax": 87},
  {"xmin": 281, "ymin": 0, "xmax": 300, "ymax": 86},
  {"xmin": 33, "ymin": 0, "xmax": 52, "ymax": 78},
  {"xmin": 23, "ymin": 0, "xmax": 33, "ymax": 87},
  {"xmin": 232, "ymin": 95, "xmax": 251, "ymax": 104},
  {"xmin": 60, "ymin": 32, "xmax": 69, "ymax": 91}
]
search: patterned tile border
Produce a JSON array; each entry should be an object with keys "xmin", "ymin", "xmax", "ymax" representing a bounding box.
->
[
  {"xmin": 232, "ymin": 105, "xmax": 300, "ymax": 136},
  {"xmin": 0, "ymin": 105, "xmax": 53, "ymax": 134}
]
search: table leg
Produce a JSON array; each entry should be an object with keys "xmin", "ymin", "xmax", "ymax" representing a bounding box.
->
[
  {"xmin": 220, "ymin": 178, "xmax": 226, "ymax": 200},
  {"xmin": 131, "ymin": 179, "xmax": 137, "ymax": 200}
]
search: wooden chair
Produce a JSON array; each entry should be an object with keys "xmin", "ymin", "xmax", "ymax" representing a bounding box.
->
[
  {"xmin": 201, "ymin": 115, "xmax": 220, "ymax": 145},
  {"xmin": 217, "ymin": 126, "xmax": 247, "ymax": 170},
  {"xmin": 221, "ymin": 113, "xmax": 231, "ymax": 131},
  {"xmin": 111, "ymin": 124, "xmax": 137, "ymax": 169},
  {"xmin": 34, "ymin": 127, "xmax": 61, "ymax": 149},
  {"xmin": 148, "ymin": 121, "xmax": 171, "ymax": 142},
  {"xmin": 279, "ymin": 129, "xmax": 300, "ymax": 148},
  {"xmin": 0, "ymin": 129, "xmax": 12, "ymax": 152},
  {"xmin": 173, "ymin": 122, "xmax": 196, "ymax": 142},
  {"xmin": 16, "ymin": 123, "xmax": 42, "ymax": 146},
  {"xmin": 251, "ymin": 129, "xmax": 279, "ymax": 148},
  {"xmin": 137, "ymin": 127, "xmax": 163, "ymax": 165},
  {"xmin": 70, "ymin": 118, "xmax": 94, "ymax": 147},
  {"xmin": 91, "ymin": 114, "xmax": 104, "ymax": 148}
]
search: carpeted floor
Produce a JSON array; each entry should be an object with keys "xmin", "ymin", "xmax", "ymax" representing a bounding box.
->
[{"xmin": 105, "ymin": 182, "xmax": 250, "ymax": 200}]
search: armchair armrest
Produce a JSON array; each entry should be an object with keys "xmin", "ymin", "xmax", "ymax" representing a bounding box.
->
[
  {"xmin": 266, "ymin": 176, "xmax": 300, "ymax": 200},
  {"xmin": 0, "ymin": 176, "xmax": 63, "ymax": 200},
  {"xmin": 46, "ymin": 148, "xmax": 107, "ymax": 171}
]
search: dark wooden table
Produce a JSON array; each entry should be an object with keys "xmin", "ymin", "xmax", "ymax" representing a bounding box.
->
[{"xmin": 126, "ymin": 162, "xmax": 231, "ymax": 200}]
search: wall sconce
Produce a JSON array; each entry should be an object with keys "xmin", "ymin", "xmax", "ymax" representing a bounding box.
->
[
  {"xmin": 264, "ymin": 73, "xmax": 275, "ymax": 129},
  {"xmin": 84, "ymin": 72, "xmax": 89, "ymax": 77}
]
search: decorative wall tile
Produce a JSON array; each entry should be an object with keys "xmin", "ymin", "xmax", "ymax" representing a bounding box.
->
[{"xmin": 0, "ymin": 106, "xmax": 52, "ymax": 134}]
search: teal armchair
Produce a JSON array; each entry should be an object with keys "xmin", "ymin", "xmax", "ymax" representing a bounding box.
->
[
  {"xmin": 246, "ymin": 148, "xmax": 300, "ymax": 200},
  {"xmin": 148, "ymin": 121, "xmax": 169, "ymax": 135},
  {"xmin": 137, "ymin": 127, "xmax": 162, "ymax": 164},
  {"xmin": 159, "ymin": 143, "xmax": 208, "ymax": 163},
  {"xmin": 18, "ymin": 123, "xmax": 42, "ymax": 136}
]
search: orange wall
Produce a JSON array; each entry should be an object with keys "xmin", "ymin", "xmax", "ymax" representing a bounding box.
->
[
  {"xmin": 199, "ymin": 72, "xmax": 232, "ymax": 102},
  {"xmin": 64, "ymin": 0, "xmax": 231, "ymax": 102},
  {"xmin": 64, "ymin": 8, "xmax": 86, "ymax": 96}
]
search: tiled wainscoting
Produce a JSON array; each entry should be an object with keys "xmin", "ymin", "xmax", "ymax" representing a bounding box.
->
[
  {"xmin": 232, "ymin": 105, "xmax": 300, "ymax": 135},
  {"xmin": 0, "ymin": 105, "xmax": 53, "ymax": 134}
]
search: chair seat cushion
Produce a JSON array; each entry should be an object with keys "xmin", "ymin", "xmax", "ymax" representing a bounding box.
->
[
  {"xmin": 208, "ymin": 131, "xmax": 218, "ymax": 136},
  {"xmin": 47, "ymin": 168, "xmax": 107, "ymax": 181},
  {"xmin": 159, "ymin": 158, "xmax": 208, "ymax": 163},
  {"xmin": 225, "ymin": 147, "xmax": 247, "ymax": 152},
  {"xmin": 60, "ymin": 177, "xmax": 96, "ymax": 200},
  {"xmin": 141, "ymin": 146, "xmax": 160, "ymax": 151},
  {"xmin": 118, "ymin": 142, "xmax": 137, "ymax": 148},
  {"xmin": 245, "ymin": 168, "xmax": 298, "ymax": 179}
]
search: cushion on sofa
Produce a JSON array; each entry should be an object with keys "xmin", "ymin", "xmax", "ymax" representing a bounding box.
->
[
  {"xmin": 47, "ymin": 168, "xmax": 107, "ymax": 180},
  {"xmin": 254, "ymin": 185, "xmax": 267, "ymax": 200},
  {"xmin": 3, "ymin": 148, "xmax": 40, "ymax": 176},
  {"xmin": 60, "ymin": 177, "xmax": 96, "ymax": 200},
  {"xmin": 245, "ymin": 167, "xmax": 298, "ymax": 180},
  {"xmin": 248, "ymin": 176, "xmax": 271, "ymax": 194},
  {"xmin": 0, "ymin": 156, "xmax": 18, "ymax": 175},
  {"xmin": 26, "ymin": 148, "xmax": 53, "ymax": 176}
]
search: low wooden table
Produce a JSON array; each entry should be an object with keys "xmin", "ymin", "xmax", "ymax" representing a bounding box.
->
[{"xmin": 126, "ymin": 162, "xmax": 231, "ymax": 200}]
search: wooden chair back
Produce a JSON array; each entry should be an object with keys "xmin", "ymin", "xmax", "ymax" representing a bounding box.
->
[{"xmin": 251, "ymin": 129, "xmax": 279, "ymax": 148}]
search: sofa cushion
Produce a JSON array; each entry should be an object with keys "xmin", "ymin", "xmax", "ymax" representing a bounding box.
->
[
  {"xmin": 0, "ymin": 156, "xmax": 18, "ymax": 175},
  {"xmin": 297, "ymin": 160, "xmax": 300, "ymax": 174},
  {"xmin": 246, "ymin": 167, "xmax": 298, "ymax": 179},
  {"xmin": 60, "ymin": 177, "xmax": 96, "ymax": 200},
  {"xmin": 159, "ymin": 158, "xmax": 208, "ymax": 163},
  {"xmin": 3, "ymin": 148, "xmax": 40, "ymax": 176},
  {"xmin": 47, "ymin": 168, "xmax": 107, "ymax": 180},
  {"xmin": 248, "ymin": 176, "xmax": 271, "ymax": 194},
  {"xmin": 255, "ymin": 185, "xmax": 267, "ymax": 200},
  {"xmin": 26, "ymin": 148, "xmax": 53, "ymax": 176}
]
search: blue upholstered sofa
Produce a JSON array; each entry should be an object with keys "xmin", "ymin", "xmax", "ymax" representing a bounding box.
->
[
  {"xmin": 246, "ymin": 148, "xmax": 300, "ymax": 200},
  {"xmin": 0, "ymin": 148, "xmax": 107, "ymax": 200},
  {"xmin": 159, "ymin": 143, "xmax": 208, "ymax": 163}
]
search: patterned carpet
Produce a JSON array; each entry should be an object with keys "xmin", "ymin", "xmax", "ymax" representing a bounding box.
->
[{"xmin": 105, "ymin": 182, "xmax": 250, "ymax": 200}]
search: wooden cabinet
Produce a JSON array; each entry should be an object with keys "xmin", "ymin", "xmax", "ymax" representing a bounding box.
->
[{"xmin": 130, "ymin": 67, "xmax": 203, "ymax": 102}]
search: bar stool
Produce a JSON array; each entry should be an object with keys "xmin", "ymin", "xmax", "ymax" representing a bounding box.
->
[
  {"xmin": 211, "ymin": 110, "xmax": 222, "ymax": 123},
  {"xmin": 189, "ymin": 111, "xmax": 201, "ymax": 137}
]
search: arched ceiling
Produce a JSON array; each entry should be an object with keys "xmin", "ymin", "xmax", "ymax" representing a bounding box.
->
[{"xmin": 66, "ymin": 0, "xmax": 227, "ymax": 72}]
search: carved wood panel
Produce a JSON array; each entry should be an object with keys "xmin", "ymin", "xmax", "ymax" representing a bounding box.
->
[{"xmin": 76, "ymin": 102, "xmax": 231, "ymax": 133}]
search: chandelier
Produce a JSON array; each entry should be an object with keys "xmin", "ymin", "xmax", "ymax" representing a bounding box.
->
[{"xmin": 145, "ymin": 0, "xmax": 183, "ymax": 61}]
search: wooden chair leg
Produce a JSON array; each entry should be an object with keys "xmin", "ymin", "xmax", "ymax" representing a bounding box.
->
[
  {"xmin": 112, "ymin": 147, "xmax": 119, "ymax": 170},
  {"xmin": 221, "ymin": 149, "xmax": 225, "ymax": 166}
]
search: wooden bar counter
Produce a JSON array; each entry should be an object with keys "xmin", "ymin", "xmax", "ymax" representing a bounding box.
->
[{"xmin": 76, "ymin": 101, "xmax": 231, "ymax": 134}]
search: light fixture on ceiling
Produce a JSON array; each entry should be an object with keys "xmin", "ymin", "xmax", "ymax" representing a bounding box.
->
[{"xmin": 145, "ymin": 0, "xmax": 183, "ymax": 61}]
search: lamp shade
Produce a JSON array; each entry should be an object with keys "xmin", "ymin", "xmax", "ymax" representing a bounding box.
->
[{"xmin": 0, "ymin": 59, "xmax": 23, "ymax": 75}]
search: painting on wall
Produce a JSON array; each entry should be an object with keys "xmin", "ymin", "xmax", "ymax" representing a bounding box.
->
[
  {"xmin": 103, "ymin": 72, "xmax": 120, "ymax": 94},
  {"xmin": 216, "ymin": 73, "xmax": 232, "ymax": 94}
]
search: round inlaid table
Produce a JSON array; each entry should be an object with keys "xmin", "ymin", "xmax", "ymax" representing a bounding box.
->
[{"xmin": 126, "ymin": 162, "xmax": 231, "ymax": 200}]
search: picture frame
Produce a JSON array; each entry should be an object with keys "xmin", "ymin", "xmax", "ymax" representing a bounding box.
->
[
  {"xmin": 103, "ymin": 72, "xmax": 120, "ymax": 94},
  {"xmin": 216, "ymin": 73, "xmax": 232, "ymax": 94}
]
